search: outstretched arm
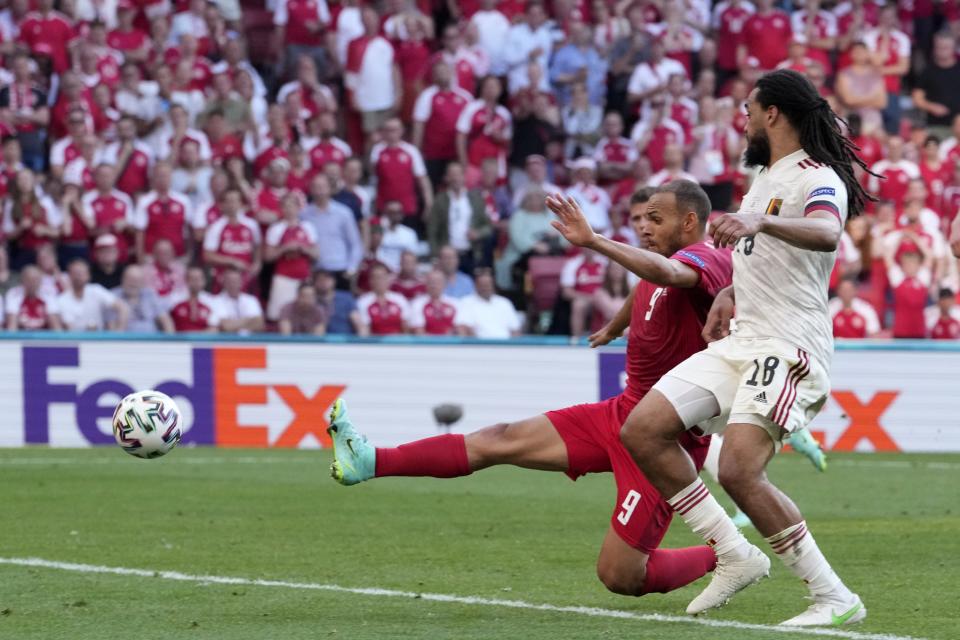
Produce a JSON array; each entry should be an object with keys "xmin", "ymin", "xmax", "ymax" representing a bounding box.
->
[
  {"xmin": 710, "ymin": 211, "xmax": 841, "ymax": 252},
  {"xmin": 546, "ymin": 195, "xmax": 700, "ymax": 288}
]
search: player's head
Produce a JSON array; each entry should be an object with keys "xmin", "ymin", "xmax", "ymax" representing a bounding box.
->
[
  {"xmin": 746, "ymin": 69, "xmax": 874, "ymax": 217},
  {"xmin": 628, "ymin": 187, "xmax": 655, "ymax": 247},
  {"xmin": 640, "ymin": 180, "xmax": 711, "ymax": 257}
]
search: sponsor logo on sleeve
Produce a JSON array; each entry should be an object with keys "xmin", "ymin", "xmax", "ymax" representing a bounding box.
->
[
  {"xmin": 809, "ymin": 186, "xmax": 836, "ymax": 198},
  {"xmin": 676, "ymin": 250, "xmax": 706, "ymax": 268}
]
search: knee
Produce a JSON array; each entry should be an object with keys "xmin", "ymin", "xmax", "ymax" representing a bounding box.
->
[
  {"xmin": 619, "ymin": 417, "xmax": 657, "ymax": 460},
  {"xmin": 596, "ymin": 560, "xmax": 647, "ymax": 597},
  {"xmin": 465, "ymin": 422, "xmax": 512, "ymax": 466},
  {"xmin": 716, "ymin": 458, "xmax": 757, "ymax": 497}
]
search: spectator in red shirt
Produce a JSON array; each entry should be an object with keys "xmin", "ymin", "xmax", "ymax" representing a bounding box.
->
[
  {"xmin": 885, "ymin": 238, "xmax": 933, "ymax": 339},
  {"xmin": 307, "ymin": 111, "xmax": 352, "ymax": 175},
  {"xmin": 273, "ymin": 0, "xmax": 331, "ymax": 82},
  {"xmin": 108, "ymin": 2, "xmax": 150, "ymax": 63},
  {"xmin": 133, "ymin": 161, "xmax": 193, "ymax": 261},
  {"xmin": 202, "ymin": 188, "xmax": 262, "ymax": 291},
  {"xmin": 593, "ymin": 111, "xmax": 637, "ymax": 185},
  {"xmin": 409, "ymin": 269, "xmax": 464, "ymax": 336},
  {"xmin": 869, "ymin": 136, "xmax": 920, "ymax": 208},
  {"xmin": 100, "ymin": 116, "xmax": 153, "ymax": 199},
  {"xmin": 390, "ymin": 250, "xmax": 427, "ymax": 301},
  {"xmin": 356, "ymin": 262, "xmax": 410, "ymax": 336},
  {"xmin": 49, "ymin": 72, "xmax": 104, "ymax": 141},
  {"xmin": 17, "ymin": 0, "xmax": 75, "ymax": 73},
  {"xmin": 82, "ymin": 163, "xmax": 135, "ymax": 263},
  {"xmin": 712, "ymin": 0, "xmax": 755, "ymax": 84},
  {"xmin": 829, "ymin": 277, "xmax": 882, "ymax": 339},
  {"xmin": 4, "ymin": 264, "xmax": 63, "ymax": 331},
  {"xmin": 738, "ymin": 0, "xmax": 791, "ymax": 71},
  {"xmin": 3, "ymin": 168, "xmax": 60, "ymax": 269},
  {"xmin": 560, "ymin": 249, "xmax": 605, "ymax": 339},
  {"xmin": 457, "ymin": 75, "xmax": 512, "ymax": 186},
  {"xmin": 412, "ymin": 60, "xmax": 473, "ymax": 188},
  {"xmin": 143, "ymin": 238, "xmax": 187, "ymax": 308},
  {"xmin": 169, "ymin": 266, "xmax": 220, "ymax": 333},
  {"xmin": 925, "ymin": 288, "xmax": 960, "ymax": 339},
  {"xmin": 265, "ymin": 192, "xmax": 319, "ymax": 320},
  {"xmin": 370, "ymin": 118, "xmax": 433, "ymax": 225}
]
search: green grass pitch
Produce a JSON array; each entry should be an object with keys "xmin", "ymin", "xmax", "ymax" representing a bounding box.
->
[{"xmin": 0, "ymin": 447, "xmax": 957, "ymax": 640}]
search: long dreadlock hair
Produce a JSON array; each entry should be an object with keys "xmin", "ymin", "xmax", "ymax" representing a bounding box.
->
[{"xmin": 754, "ymin": 69, "xmax": 878, "ymax": 219}]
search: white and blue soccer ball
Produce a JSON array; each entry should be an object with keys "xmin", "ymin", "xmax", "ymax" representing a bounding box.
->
[{"xmin": 112, "ymin": 390, "xmax": 183, "ymax": 459}]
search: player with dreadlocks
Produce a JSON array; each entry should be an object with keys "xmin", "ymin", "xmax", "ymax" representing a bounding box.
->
[{"xmin": 600, "ymin": 68, "xmax": 870, "ymax": 627}]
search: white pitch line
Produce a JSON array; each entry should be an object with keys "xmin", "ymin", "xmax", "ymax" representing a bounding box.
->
[
  {"xmin": 0, "ymin": 557, "xmax": 924, "ymax": 640},
  {"xmin": 0, "ymin": 456, "xmax": 314, "ymax": 466}
]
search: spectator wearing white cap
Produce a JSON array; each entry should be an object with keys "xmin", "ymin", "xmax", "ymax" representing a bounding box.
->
[{"xmin": 564, "ymin": 157, "xmax": 611, "ymax": 234}]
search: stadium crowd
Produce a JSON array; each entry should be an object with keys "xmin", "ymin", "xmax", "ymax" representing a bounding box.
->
[{"xmin": 1, "ymin": 0, "xmax": 960, "ymax": 339}]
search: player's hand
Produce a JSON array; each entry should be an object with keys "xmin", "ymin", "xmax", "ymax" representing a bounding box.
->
[
  {"xmin": 702, "ymin": 286, "xmax": 735, "ymax": 343},
  {"xmin": 588, "ymin": 325, "xmax": 621, "ymax": 348},
  {"xmin": 546, "ymin": 194, "xmax": 597, "ymax": 247},
  {"xmin": 709, "ymin": 213, "xmax": 763, "ymax": 249}
]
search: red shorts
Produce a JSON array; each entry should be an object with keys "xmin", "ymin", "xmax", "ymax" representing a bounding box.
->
[{"xmin": 545, "ymin": 394, "xmax": 710, "ymax": 553}]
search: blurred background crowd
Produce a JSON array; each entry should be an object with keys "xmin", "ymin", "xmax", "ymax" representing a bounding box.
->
[{"xmin": 1, "ymin": 0, "xmax": 959, "ymax": 339}]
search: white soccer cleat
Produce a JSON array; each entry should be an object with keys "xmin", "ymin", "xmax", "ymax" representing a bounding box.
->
[
  {"xmin": 686, "ymin": 544, "xmax": 770, "ymax": 615},
  {"xmin": 780, "ymin": 594, "xmax": 866, "ymax": 627}
]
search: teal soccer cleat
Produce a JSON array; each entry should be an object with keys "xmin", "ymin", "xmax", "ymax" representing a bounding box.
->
[
  {"xmin": 789, "ymin": 428, "xmax": 827, "ymax": 473},
  {"xmin": 328, "ymin": 399, "xmax": 376, "ymax": 486}
]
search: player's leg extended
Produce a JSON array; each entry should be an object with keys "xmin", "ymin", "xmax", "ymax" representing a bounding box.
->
[
  {"xmin": 328, "ymin": 399, "xmax": 569, "ymax": 485},
  {"xmin": 619, "ymin": 383, "xmax": 770, "ymax": 614},
  {"xmin": 718, "ymin": 422, "xmax": 865, "ymax": 626}
]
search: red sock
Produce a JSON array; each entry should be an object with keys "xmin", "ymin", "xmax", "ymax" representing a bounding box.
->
[
  {"xmin": 640, "ymin": 546, "xmax": 717, "ymax": 595},
  {"xmin": 375, "ymin": 434, "xmax": 472, "ymax": 478}
]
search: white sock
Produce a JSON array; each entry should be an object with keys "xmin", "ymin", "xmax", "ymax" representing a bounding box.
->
[
  {"xmin": 766, "ymin": 521, "xmax": 854, "ymax": 600},
  {"xmin": 668, "ymin": 478, "xmax": 750, "ymax": 560}
]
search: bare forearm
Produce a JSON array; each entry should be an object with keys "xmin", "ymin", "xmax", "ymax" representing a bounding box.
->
[
  {"xmin": 758, "ymin": 215, "xmax": 840, "ymax": 252},
  {"xmin": 586, "ymin": 234, "xmax": 696, "ymax": 287}
]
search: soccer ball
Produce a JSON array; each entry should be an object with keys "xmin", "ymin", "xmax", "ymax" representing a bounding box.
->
[{"xmin": 112, "ymin": 390, "xmax": 183, "ymax": 459}]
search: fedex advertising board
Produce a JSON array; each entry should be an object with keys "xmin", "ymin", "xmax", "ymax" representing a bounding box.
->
[{"xmin": 4, "ymin": 341, "xmax": 595, "ymax": 449}]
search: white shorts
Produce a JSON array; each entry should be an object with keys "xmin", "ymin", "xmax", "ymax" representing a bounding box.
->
[{"xmin": 652, "ymin": 335, "xmax": 830, "ymax": 444}]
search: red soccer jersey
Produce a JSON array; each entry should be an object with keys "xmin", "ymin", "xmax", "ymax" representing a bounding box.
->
[
  {"xmin": 417, "ymin": 297, "xmax": 457, "ymax": 335},
  {"xmin": 203, "ymin": 216, "xmax": 260, "ymax": 286},
  {"xmin": 413, "ymin": 86, "xmax": 471, "ymax": 161},
  {"xmin": 832, "ymin": 308, "xmax": 869, "ymax": 338},
  {"xmin": 308, "ymin": 137, "xmax": 352, "ymax": 172},
  {"xmin": 390, "ymin": 277, "xmax": 427, "ymax": 300},
  {"xmin": 561, "ymin": 255, "xmax": 606, "ymax": 295},
  {"xmin": 456, "ymin": 101, "xmax": 511, "ymax": 170},
  {"xmin": 107, "ymin": 28, "xmax": 148, "ymax": 53},
  {"xmin": 371, "ymin": 142, "xmax": 426, "ymax": 215},
  {"xmin": 931, "ymin": 315, "xmax": 960, "ymax": 339},
  {"xmin": 742, "ymin": 11, "xmax": 792, "ymax": 70},
  {"xmin": 594, "ymin": 136, "xmax": 637, "ymax": 165},
  {"xmin": 275, "ymin": 0, "xmax": 328, "ymax": 47},
  {"xmin": 869, "ymin": 160, "xmax": 919, "ymax": 208},
  {"xmin": 252, "ymin": 144, "xmax": 290, "ymax": 180},
  {"xmin": 642, "ymin": 122, "xmax": 685, "ymax": 173},
  {"xmin": 253, "ymin": 186, "xmax": 288, "ymax": 230},
  {"xmin": 171, "ymin": 296, "xmax": 218, "ymax": 332},
  {"xmin": 358, "ymin": 292, "xmax": 407, "ymax": 335},
  {"xmin": 210, "ymin": 134, "xmax": 244, "ymax": 165},
  {"xmin": 18, "ymin": 11, "xmax": 75, "ymax": 73},
  {"xmin": 892, "ymin": 278, "xmax": 929, "ymax": 338},
  {"xmin": 115, "ymin": 147, "xmax": 151, "ymax": 197},
  {"xmin": 265, "ymin": 220, "xmax": 317, "ymax": 279},
  {"xmin": 83, "ymin": 190, "xmax": 134, "ymax": 262},
  {"xmin": 714, "ymin": 2, "xmax": 754, "ymax": 71},
  {"xmin": 7, "ymin": 291, "xmax": 56, "ymax": 329},
  {"xmin": 134, "ymin": 192, "xmax": 191, "ymax": 256},
  {"xmin": 623, "ymin": 241, "xmax": 733, "ymax": 405},
  {"xmin": 919, "ymin": 160, "xmax": 949, "ymax": 218}
]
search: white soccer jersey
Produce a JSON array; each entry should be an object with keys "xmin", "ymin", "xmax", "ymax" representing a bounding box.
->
[{"xmin": 731, "ymin": 149, "xmax": 847, "ymax": 371}]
